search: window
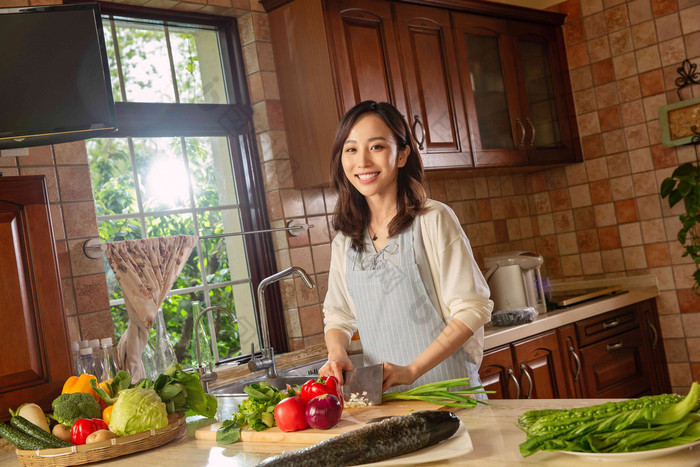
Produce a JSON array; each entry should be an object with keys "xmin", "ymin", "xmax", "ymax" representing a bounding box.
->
[{"xmin": 86, "ymin": 5, "xmax": 280, "ymax": 369}]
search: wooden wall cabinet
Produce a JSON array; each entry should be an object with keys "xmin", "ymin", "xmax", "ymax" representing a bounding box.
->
[
  {"xmin": 0, "ymin": 176, "xmax": 72, "ymax": 421},
  {"xmin": 266, "ymin": 0, "xmax": 579, "ymax": 189},
  {"xmin": 481, "ymin": 299, "xmax": 671, "ymax": 400}
]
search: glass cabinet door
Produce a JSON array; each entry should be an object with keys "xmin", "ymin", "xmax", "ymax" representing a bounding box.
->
[{"xmin": 518, "ymin": 39, "xmax": 562, "ymax": 149}]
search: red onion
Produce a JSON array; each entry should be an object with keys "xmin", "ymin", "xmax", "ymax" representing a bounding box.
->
[{"xmin": 304, "ymin": 394, "xmax": 343, "ymax": 429}]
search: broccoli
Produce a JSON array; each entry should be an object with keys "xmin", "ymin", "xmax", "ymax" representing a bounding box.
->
[{"xmin": 51, "ymin": 392, "xmax": 102, "ymax": 427}]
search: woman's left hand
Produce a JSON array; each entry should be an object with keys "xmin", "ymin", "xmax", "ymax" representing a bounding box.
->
[{"xmin": 379, "ymin": 362, "xmax": 417, "ymax": 392}]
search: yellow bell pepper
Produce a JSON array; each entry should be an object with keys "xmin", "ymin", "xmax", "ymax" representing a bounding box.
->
[
  {"xmin": 62, "ymin": 374, "xmax": 111, "ymax": 409},
  {"xmin": 102, "ymin": 404, "xmax": 114, "ymax": 425}
]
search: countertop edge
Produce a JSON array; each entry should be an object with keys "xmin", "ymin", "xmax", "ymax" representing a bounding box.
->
[{"xmin": 483, "ymin": 286, "xmax": 658, "ymax": 351}]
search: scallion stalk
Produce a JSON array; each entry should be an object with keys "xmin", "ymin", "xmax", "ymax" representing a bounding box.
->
[{"xmin": 381, "ymin": 378, "xmax": 493, "ymax": 407}]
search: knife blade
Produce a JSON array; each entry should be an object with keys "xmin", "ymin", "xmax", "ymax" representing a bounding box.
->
[{"xmin": 342, "ymin": 363, "xmax": 384, "ymax": 406}]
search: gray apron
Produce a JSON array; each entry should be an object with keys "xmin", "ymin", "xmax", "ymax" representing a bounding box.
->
[{"xmin": 345, "ymin": 222, "xmax": 485, "ymax": 397}]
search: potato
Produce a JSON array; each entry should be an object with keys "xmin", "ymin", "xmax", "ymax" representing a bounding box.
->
[
  {"xmin": 85, "ymin": 429, "xmax": 118, "ymax": 444},
  {"xmin": 52, "ymin": 423, "xmax": 71, "ymax": 442}
]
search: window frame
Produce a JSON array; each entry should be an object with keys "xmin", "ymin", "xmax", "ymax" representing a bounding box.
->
[{"xmin": 81, "ymin": 1, "xmax": 289, "ymax": 359}]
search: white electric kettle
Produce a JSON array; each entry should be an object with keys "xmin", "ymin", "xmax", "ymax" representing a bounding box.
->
[{"xmin": 484, "ymin": 251, "xmax": 546, "ymax": 314}]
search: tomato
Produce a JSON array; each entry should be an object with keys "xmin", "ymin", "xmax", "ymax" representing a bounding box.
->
[
  {"xmin": 273, "ymin": 396, "xmax": 308, "ymax": 432},
  {"xmin": 300, "ymin": 376, "xmax": 344, "ymax": 409},
  {"xmin": 71, "ymin": 418, "xmax": 110, "ymax": 445}
]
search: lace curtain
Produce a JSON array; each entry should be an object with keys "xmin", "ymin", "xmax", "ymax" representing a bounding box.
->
[{"xmin": 105, "ymin": 235, "xmax": 197, "ymax": 379}]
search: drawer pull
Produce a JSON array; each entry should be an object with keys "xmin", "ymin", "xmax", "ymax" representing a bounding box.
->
[
  {"xmin": 507, "ymin": 369, "xmax": 520, "ymax": 399},
  {"xmin": 516, "ymin": 117, "xmax": 526, "ymax": 147},
  {"xmin": 606, "ymin": 341, "xmax": 623, "ymax": 352},
  {"xmin": 648, "ymin": 320, "xmax": 658, "ymax": 349},
  {"xmin": 520, "ymin": 364, "xmax": 533, "ymax": 399},
  {"xmin": 568, "ymin": 345, "xmax": 581, "ymax": 382},
  {"xmin": 412, "ymin": 115, "xmax": 425, "ymax": 151},
  {"xmin": 602, "ymin": 319, "xmax": 620, "ymax": 330}
]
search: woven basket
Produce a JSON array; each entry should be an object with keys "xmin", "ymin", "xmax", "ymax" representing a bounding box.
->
[{"xmin": 15, "ymin": 413, "xmax": 186, "ymax": 466}]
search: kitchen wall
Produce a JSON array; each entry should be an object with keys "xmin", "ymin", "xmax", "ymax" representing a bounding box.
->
[{"xmin": 1, "ymin": 0, "xmax": 697, "ymax": 393}]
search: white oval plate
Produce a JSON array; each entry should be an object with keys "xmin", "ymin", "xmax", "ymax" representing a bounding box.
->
[
  {"xmin": 557, "ymin": 439, "xmax": 700, "ymax": 462},
  {"xmin": 360, "ymin": 420, "xmax": 472, "ymax": 466}
]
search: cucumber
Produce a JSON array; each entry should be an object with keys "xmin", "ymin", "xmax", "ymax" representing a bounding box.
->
[
  {"xmin": 10, "ymin": 416, "xmax": 72, "ymax": 448},
  {"xmin": 0, "ymin": 422, "xmax": 52, "ymax": 450}
]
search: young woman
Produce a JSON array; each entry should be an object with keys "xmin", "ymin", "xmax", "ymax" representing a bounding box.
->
[{"xmin": 319, "ymin": 101, "xmax": 493, "ymax": 395}]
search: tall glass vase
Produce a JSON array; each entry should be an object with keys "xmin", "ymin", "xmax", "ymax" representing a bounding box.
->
[{"xmin": 152, "ymin": 308, "xmax": 177, "ymax": 376}]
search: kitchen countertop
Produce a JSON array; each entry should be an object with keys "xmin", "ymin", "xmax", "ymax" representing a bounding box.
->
[{"xmin": 1, "ymin": 398, "xmax": 696, "ymax": 466}]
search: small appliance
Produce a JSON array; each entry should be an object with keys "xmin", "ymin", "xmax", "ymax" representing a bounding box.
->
[{"xmin": 484, "ymin": 251, "xmax": 546, "ymax": 315}]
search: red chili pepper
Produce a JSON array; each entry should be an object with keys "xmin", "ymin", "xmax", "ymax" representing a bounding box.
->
[
  {"xmin": 300, "ymin": 376, "xmax": 344, "ymax": 409},
  {"xmin": 70, "ymin": 418, "xmax": 109, "ymax": 445}
]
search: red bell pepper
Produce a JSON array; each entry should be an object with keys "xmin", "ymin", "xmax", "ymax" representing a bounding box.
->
[
  {"xmin": 300, "ymin": 376, "xmax": 344, "ymax": 409},
  {"xmin": 71, "ymin": 418, "xmax": 109, "ymax": 445}
]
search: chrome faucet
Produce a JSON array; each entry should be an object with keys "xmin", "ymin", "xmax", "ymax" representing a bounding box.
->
[
  {"xmin": 194, "ymin": 305, "xmax": 237, "ymax": 393},
  {"xmin": 249, "ymin": 266, "xmax": 315, "ymax": 378}
]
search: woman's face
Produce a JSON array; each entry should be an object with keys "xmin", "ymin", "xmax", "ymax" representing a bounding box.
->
[{"xmin": 341, "ymin": 113, "xmax": 409, "ymax": 200}]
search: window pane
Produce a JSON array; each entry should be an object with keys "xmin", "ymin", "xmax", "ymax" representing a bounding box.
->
[
  {"xmin": 197, "ymin": 209, "xmax": 250, "ymax": 283},
  {"xmin": 102, "ymin": 21, "xmax": 122, "ymax": 102},
  {"xmin": 170, "ymin": 26, "xmax": 227, "ymax": 104},
  {"xmin": 113, "ymin": 18, "xmax": 176, "ymax": 103},
  {"xmin": 87, "ymin": 139, "xmax": 138, "ymax": 216},
  {"xmin": 111, "ymin": 305, "xmax": 129, "ymax": 341},
  {"xmin": 98, "ymin": 218, "xmax": 142, "ymax": 243},
  {"xmin": 209, "ymin": 286, "xmax": 241, "ymax": 360},
  {"xmin": 186, "ymin": 137, "xmax": 237, "ymax": 208},
  {"xmin": 133, "ymin": 138, "xmax": 191, "ymax": 211}
]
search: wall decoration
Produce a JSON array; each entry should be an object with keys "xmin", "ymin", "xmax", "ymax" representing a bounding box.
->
[{"xmin": 659, "ymin": 96, "xmax": 700, "ymax": 147}]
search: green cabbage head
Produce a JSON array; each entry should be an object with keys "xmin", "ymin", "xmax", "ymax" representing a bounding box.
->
[{"xmin": 108, "ymin": 387, "xmax": 168, "ymax": 436}]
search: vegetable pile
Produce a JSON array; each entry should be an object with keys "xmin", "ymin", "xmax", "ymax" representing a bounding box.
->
[
  {"xmin": 0, "ymin": 363, "xmax": 215, "ymax": 451},
  {"xmin": 517, "ymin": 381, "xmax": 700, "ymax": 456}
]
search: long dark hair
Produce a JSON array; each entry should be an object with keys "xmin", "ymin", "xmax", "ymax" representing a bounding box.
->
[{"xmin": 330, "ymin": 101, "xmax": 426, "ymax": 251}]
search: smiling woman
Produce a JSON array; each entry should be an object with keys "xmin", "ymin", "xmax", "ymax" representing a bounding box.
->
[{"xmin": 84, "ymin": 4, "xmax": 278, "ymax": 371}]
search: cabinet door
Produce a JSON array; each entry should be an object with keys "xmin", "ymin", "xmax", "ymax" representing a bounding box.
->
[
  {"xmin": 512, "ymin": 331, "xmax": 567, "ymax": 399},
  {"xmin": 508, "ymin": 21, "xmax": 577, "ymax": 164},
  {"xmin": 0, "ymin": 177, "xmax": 72, "ymax": 421},
  {"xmin": 638, "ymin": 300, "xmax": 671, "ymax": 394},
  {"xmin": 394, "ymin": 4, "xmax": 472, "ymax": 169},
  {"xmin": 556, "ymin": 324, "xmax": 584, "ymax": 398},
  {"xmin": 451, "ymin": 13, "xmax": 527, "ymax": 167},
  {"xmin": 578, "ymin": 328, "xmax": 653, "ymax": 398},
  {"xmin": 479, "ymin": 345, "xmax": 518, "ymax": 399},
  {"xmin": 327, "ymin": 0, "xmax": 406, "ymax": 118}
]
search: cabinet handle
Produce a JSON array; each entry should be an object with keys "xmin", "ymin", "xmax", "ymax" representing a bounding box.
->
[
  {"xmin": 515, "ymin": 117, "xmax": 526, "ymax": 147},
  {"xmin": 507, "ymin": 369, "xmax": 520, "ymax": 399},
  {"xmin": 520, "ymin": 364, "xmax": 533, "ymax": 399},
  {"xmin": 525, "ymin": 117, "xmax": 535, "ymax": 145},
  {"xmin": 606, "ymin": 341, "xmax": 623, "ymax": 352},
  {"xmin": 602, "ymin": 319, "xmax": 619, "ymax": 330},
  {"xmin": 648, "ymin": 320, "xmax": 658, "ymax": 349},
  {"xmin": 412, "ymin": 115, "xmax": 425, "ymax": 151},
  {"xmin": 568, "ymin": 345, "xmax": 581, "ymax": 382}
]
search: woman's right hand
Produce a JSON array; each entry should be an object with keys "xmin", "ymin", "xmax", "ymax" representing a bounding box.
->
[{"xmin": 319, "ymin": 353, "xmax": 354, "ymax": 385}]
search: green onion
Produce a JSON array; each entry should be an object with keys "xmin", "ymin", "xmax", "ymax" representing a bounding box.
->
[{"xmin": 381, "ymin": 378, "xmax": 493, "ymax": 408}]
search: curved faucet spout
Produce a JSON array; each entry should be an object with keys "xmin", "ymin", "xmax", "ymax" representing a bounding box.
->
[
  {"xmin": 253, "ymin": 267, "xmax": 315, "ymax": 378},
  {"xmin": 194, "ymin": 305, "xmax": 237, "ymax": 392}
]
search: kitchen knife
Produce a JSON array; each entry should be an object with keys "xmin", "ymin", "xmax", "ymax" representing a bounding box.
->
[{"xmin": 342, "ymin": 363, "xmax": 384, "ymax": 406}]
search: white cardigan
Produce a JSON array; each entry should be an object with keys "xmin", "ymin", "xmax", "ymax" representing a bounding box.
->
[{"xmin": 323, "ymin": 199, "xmax": 493, "ymax": 367}]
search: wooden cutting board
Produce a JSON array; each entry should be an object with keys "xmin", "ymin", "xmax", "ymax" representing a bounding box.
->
[{"xmin": 195, "ymin": 400, "xmax": 449, "ymax": 444}]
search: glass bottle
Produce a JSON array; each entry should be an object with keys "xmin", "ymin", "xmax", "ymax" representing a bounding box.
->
[
  {"xmin": 88, "ymin": 339, "xmax": 104, "ymax": 381},
  {"xmin": 190, "ymin": 301, "xmax": 213, "ymax": 371},
  {"xmin": 152, "ymin": 308, "xmax": 177, "ymax": 376},
  {"xmin": 100, "ymin": 337, "xmax": 119, "ymax": 381},
  {"xmin": 141, "ymin": 341, "xmax": 156, "ymax": 380},
  {"xmin": 78, "ymin": 347, "xmax": 96, "ymax": 376},
  {"xmin": 71, "ymin": 341, "xmax": 80, "ymax": 376}
]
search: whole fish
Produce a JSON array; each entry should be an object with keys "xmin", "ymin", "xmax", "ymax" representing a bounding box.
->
[{"xmin": 256, "ymin": 410, "xmax": 460, "ymax": 467}]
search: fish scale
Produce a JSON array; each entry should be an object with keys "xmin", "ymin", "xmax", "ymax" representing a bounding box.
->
[{"xmin": 256, "ymin": 410, "xmax": 460, "ymax": 467}]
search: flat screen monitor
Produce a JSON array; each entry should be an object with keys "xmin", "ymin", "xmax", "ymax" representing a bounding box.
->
[{"xmin": 0, "ymin": 3, "xmax": 117, "ymax": 150}]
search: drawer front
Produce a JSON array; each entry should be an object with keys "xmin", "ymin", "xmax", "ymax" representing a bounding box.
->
[
  {"xmin": 575, "ymin": 305, "xmax": 639, "ymax": 347},
  {"xmin": 578, "ymin": 328, "xmax": 652, "ymax": 398}
]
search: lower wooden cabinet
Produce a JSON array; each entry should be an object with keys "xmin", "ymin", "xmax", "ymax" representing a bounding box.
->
[{"xmin": 480, "ymin": 298, "xmax": 671, "ymax": 400}]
